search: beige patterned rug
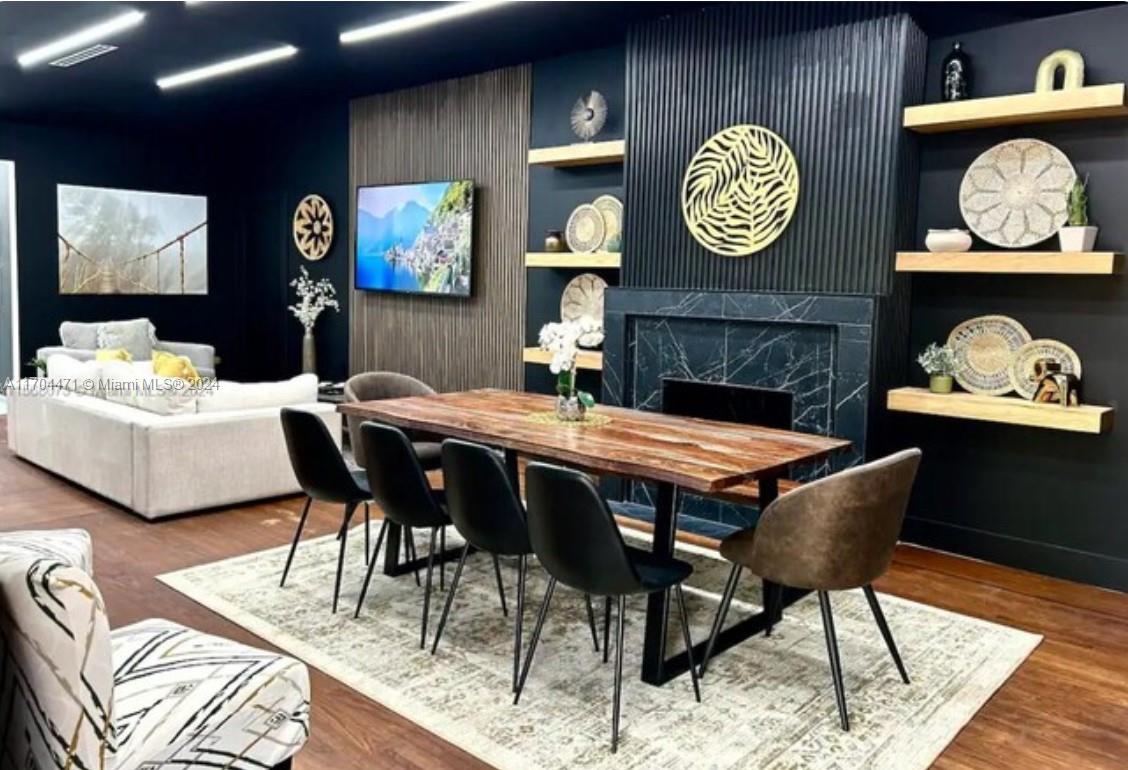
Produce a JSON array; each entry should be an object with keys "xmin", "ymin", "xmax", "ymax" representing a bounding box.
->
[{"xmin": 159, "ymin": 526, "xmax": 1040, "ymax": 769}]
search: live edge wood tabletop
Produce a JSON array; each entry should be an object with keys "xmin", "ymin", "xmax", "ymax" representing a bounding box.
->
[{"xmin": 337, "ymin": 388, "xmax": 850, "ymax": 495}]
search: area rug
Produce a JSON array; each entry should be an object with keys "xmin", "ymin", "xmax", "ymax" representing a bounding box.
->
[{"xmin": 159, "ymin": 525, "xmax": 1040, "ymax": 770}]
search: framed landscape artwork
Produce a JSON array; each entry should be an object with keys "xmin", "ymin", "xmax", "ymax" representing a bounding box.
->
[
  {"xmin": 57, "ymin": 184, "xmax": 208, "ymax": 295},
  {"xmin": 355, "ymin": 180, "xmax": 474, "ymax": 296}
]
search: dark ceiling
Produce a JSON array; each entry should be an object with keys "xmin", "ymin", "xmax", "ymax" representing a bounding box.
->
[{"xmin": 0, "ymin": 1, "xmax": 1115, "ymax": 130}]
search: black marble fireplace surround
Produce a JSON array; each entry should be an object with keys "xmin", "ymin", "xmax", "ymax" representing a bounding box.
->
[{"xmin": 602, "ymin": 288, "xmax": 876, "ymax": 535}]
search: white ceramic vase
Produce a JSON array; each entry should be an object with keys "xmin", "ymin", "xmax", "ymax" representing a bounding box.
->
[
  {"xmin": 925, "ymin": 229, "xmax": 973, "ymax": 253},
  {"xmin": 1058, "ymin": 226, "xmax": 1098, "ymax": 252}
]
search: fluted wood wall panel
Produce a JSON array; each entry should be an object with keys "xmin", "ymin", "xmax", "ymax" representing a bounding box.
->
[
  {"xmin": 623, "ymin": 5, "xmax": 924, "ymax": 294},
  {"xmin": 349, "ymin": 67, "xmax": 529, "ymax": 391}
]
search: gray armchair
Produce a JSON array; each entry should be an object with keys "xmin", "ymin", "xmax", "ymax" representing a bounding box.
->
[
  {"xmin": 37, "ymin": 319, "xmax": 216, "ymax": 379},
  {"xmin": 344, "ymin": 371, "xmax": 440, "ymax": 470}
]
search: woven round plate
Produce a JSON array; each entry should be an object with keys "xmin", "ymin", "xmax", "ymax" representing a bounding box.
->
[
  {"xmin": 946, "ymin": 315, "xmax": 1032, "ymax": 395},
  {"xmin": 1008, "ymin": 338, "xmax": 1082, "ymax": 400},
  {"xmin": 565, "ymin": 204, "xmax": 605, "ymax": 253},
  {"xmin": 592, "ymin": 194, "xmax": 623, "ymax": 248},
  {"xmin": 525, "ymin": 411, "xmax": 612, "ymax": 427},
  {"xmin": 959, "ymin": 138, "xmax": 1075, "ymax": 248},
  {"xmin": 560, "ymin": 273, "xmax": 607, "ymax": 347}
]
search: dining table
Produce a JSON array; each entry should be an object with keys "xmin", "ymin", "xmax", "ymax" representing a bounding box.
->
[{"xmin": 338, "ymin": 388, "xmax": 851, "ymax": 686}]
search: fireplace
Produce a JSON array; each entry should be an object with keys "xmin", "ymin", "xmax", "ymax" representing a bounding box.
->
[{"xmin": 602, "ymin": 288, "xmax": 877, "ymax": 534}]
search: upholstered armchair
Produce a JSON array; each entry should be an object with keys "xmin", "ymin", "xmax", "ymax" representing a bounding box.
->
[
  {"xmin": 344, "ymin": 371, "xmax": 441, "ymax": 470},
  {"xmin": 0, "ymin": 529, "xmax": 309, "ymax": 770},
  {"xmin": 36, "ymin": 319, "xmax": 217, "ymax": 379}
]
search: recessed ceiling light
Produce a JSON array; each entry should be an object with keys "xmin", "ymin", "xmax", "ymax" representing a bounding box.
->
[
  {"xmin": 340, "ymin": 0, "xmax": 513, "ymax": 45},
  {"xmin": 156, "ymin": 44, "xmax": 298, "ymax": 90},
  {"xmin": 17, "ymin": 10, "xmax": 145, "ymax": 68}
]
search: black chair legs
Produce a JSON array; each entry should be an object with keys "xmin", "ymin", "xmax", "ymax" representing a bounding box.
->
[
  {"xmin": 513, "ymin": 576, "xmax": 557, "ymax": 705},
  {"xmin": 584, "ymin": 593, "xmax": 600, "ymax": 653},
  {"xmin": 492, "ymin": 554, "xmax": 508, "ymax": 617},
  {"xmin": 863, "ymin": 585, "xmax": 910, "ymax": 684},
  {"xmin": 764, "ymin": 580, "xmax": 784, "ymax": 637},
  {"xmin": 674, "ymin": 585, "xmax": 702, "ymax": 703},
  {"xmin": 364, "ymin": 502, "xmax": 371, "ymax": 566},
  {"xmin": 602, "ymin": 596, "xmax": 612, "ymax": 664},
  {"xmin": 420, "ymin": 527, "xmax": 439, "ymax": 649},
  {"xmin": 353, "ymin": 519, "xmax": 391, "ymax": 618},
  {"xmin": 439, "ymin": 526, "xmax": 446, "ymax": 591},
  {"xmin": 279, "ymin": 497, "xmax": 312, "ymax": 587},
  {"xmin": 404, "ymin": 527, "xmax": 421, "ymax": 587},
  {"xmin": 611, "ymin": 594, "xmax": 626, "ymax": 753},
  {"xmin": 430, "ymin": 544, "xmax": 471, "ymax": 654},
  {"xmin": 698, "ymin": 563, "xmax": 743, "ymax": 677},
  {"xmin": 817, "ymin": 591, "xmax": 850, "ymax": 731},
  {"xmin": 513, "ymin": 555, "xmax": 527, "ymax": 693},
  {"xmin": 332, "ymin": 502, "xmax": 359, "ymax": 613}
]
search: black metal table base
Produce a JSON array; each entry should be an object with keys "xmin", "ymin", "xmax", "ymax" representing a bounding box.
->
[{"xmin": 381, "ymin": 522, "xmax": 467, "ymax": 578}]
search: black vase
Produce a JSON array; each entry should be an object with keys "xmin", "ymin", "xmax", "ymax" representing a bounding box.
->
[{"xmin": 941, "ymin": 42, "xmax": 972, "ymax": 102}]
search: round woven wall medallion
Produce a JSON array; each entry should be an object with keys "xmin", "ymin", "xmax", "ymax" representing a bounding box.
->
[
  {"xmin": 565, "ymin": 204, "xmax": 605, "ymax": 253},
  {"xmin": 560, "ymin": 272, "xmax": 607, "ymax": 347},
  {"xmin": 1009, "ymin": 339, "xmax": 1082, "ymax": 400},
  {"xmin": 946, "ymin": 315, "xmax": 1032, "ymax": 396},
  {"xmin": 681, "ymin": 124, "xmax": 799, "ymax": 257},
  {"xmin": 293, "ymin": 194, "xmax": 334, "ymax": 261},
  {"xmin": 592, "ymin": 194, "xmax": 623, "ymax": 249},
  {"xmin": 959, "ymin": 139, "xmax": 1075, "ymax": 248}
]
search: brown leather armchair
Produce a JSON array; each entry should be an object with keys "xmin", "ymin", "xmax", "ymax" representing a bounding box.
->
[
  {"xmin": 699, "ymin": 448, "xmax": 922, "ymax": 731},
  {"xmin": 344, "ymin": 371, "xmax": 441, "ymax": 470}
]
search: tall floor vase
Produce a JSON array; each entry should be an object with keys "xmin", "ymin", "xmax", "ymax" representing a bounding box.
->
[{"xmin": 302, "ymin": 330, "xmax": 316, "ymax": 375}]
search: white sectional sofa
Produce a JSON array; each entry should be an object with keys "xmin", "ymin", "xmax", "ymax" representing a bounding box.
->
[{"xmin": 6, "ymin": 368, "xmax": 339, "ymax": 520}]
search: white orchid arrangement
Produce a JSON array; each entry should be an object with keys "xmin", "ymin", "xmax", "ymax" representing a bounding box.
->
[
  {"xmin": 538, "ymin": 316, "xmax": 602, "ymax": 407},
  {"xmin": 288, "ymin": 265, "xmax": 339, "ymax": 332}
]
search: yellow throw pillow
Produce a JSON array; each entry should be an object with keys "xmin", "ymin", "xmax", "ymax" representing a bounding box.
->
[
  {"xmin": 152, "ymin": 350, "xmax": 201, "ymax": 383},
  {"xmin": 95, "ymin": 348, "xmax": 133, "ymax": 362}
]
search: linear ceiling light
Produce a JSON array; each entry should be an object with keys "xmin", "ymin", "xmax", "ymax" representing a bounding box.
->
[
  {"xmin": 156, "ymin": 45, "xmax": 298, "ymax": 90},
  {"xmin": 340, "ymin": 0, "xmax": 513, "ymax": 45},
  {"xmin": 17, "ymin": 10, "xmax": 145, "ymax": 68}
]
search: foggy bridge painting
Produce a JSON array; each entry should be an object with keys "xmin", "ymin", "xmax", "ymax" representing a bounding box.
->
[{"xmin": 57, "ymin": 184, "xmax": 208, "ymax": 295}]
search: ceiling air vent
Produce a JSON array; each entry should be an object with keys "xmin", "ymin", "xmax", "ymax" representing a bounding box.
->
[{"xmin": 49, "ymin": 44, "xmax": 118, "ymax": 68}]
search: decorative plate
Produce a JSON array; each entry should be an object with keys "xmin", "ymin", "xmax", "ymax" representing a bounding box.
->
[
  {"xmin": 959, "ymin": 139, "xmax": 1075, "ymax": 248},
  {"xmin": 681, "ymin": 124, "xmax": 800, "ymax": 257},
  {"xmin": 292, "ymin": 194, "xmax": 334, "ymax": 261},
  {"xmin": 946, "ymin": 315, "xmax": 1032, "ymax": 395},
  {"xmin": 560, "ymin": 273, "xmax": 607, "ymax": 347},
  {"xmin": 565, "ymin": 204, "xmax": 606, "ymax": 253},
  {"xmin": 1009, "ymin": 339, "xmax": 1082, "ymax": 400},
  {"xmin": 570, "ymin": 91, "xmax": 608, "ymax": 141},
  {"xmin": 593, "ymin": 194, "xmax": 623, "ymax": 250}
]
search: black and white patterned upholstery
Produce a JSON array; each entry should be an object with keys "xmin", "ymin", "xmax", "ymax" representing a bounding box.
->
[{"xmin": 0, "ymin": 529, "xmax": 310, "ymax": 770}]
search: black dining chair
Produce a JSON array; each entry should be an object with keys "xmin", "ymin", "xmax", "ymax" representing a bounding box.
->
[
  {"xmin": 430, "ymin": 439, "xmax": 604, "ymax": 691},
  {"xmin": 279, "ymin": 407, "xmax": 376, "ymax": 614},
  {"xmin": 354, "ymin": 421, "xmax": 453, "ymax": 648},
  {"xmin": 517, "ymin": 462, "xmax": 702, "ymax": 753}
]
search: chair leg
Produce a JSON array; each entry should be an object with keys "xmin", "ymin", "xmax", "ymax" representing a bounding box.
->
[
  {"xmin": 439, "ymin": 526, "xmax": 446, "ymax": 591},
  {"xmin": 431, "ymin": 544, "xmax": 471, "ymax": 655},
  {"xmin": 611, "ymin": 594, "xmax": 626, "ymax": 753},
  {"xmin": 279, "ymin": 496, "xmax": 312, "ymax": 587},
  {"xmin": 492, "ymin": 554, "xmax": 508, "ymax": 617},
  {"xmin": 585, "ymin": 593, "xmax": 600, "ymax": 652},
  {"xmin": 353, "ymin": 520, "xmax": 389, "ymax": 618},
  {"xmin": 674, "ymin": 584, "xmax": 702, "ymax": 703},
  {"xmin": 332, "ymin": 502, "xmax": 358, "ymax": 613},
  {"xmin": 602, "ymin": 596, "xmax": 612, "ymax": 664},
  {"xmin": 513, "ymin": 555, "xmax": 527, "ymax": 693},
  {"xmin": 818, "ymin": 591, "xmax": 850, "ymax": 731},
  {"xmin": 514, "ymin": 576, "xmax": 557, "ymax": 705},
  {"xmin": 698, "ymin": 564, "xmax": 742, "ymax": 677},
  {"xmin": 364, "ymin": 502, "xmax": 371, "ymax": 566},
  {"xmin": 420, "ymin": 528, "xmax": 439, "ymax": 649},
  {"xmin": 863, "ymin": 585, "xmax": 910, "ymax": 684},
  {"xmin": 405, "ymin": 527, "xmax": 421, "ymax": 587},
  {"xmin": 764, "ymin": 580, "xmax": 784, "ymax": 637}
]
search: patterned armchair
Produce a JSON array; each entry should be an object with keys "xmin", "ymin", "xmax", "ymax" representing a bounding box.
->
[{"xmin": 0, "ymin": 530, "xmax": 309, "ymax": 770}]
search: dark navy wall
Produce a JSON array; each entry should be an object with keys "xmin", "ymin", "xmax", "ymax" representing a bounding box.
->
[{"xmin": 901, "ymin": 5, "xmax": 1128, "ymax": 590}]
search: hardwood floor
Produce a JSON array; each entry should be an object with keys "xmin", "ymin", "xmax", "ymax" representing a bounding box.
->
[{"xmin": 3, "ymin": 421, "xmax": 1126, "ymax": 769}]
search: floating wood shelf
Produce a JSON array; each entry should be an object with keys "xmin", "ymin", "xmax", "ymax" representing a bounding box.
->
[
  {"xmin": 527, "ymin": 140, "xmax": 625, "ymax": 167},
  {"xmin": 522, "ymin": 347, "xmax": 604, "ymax": 371},
  {"xmin": 525, "ymin": 251, "xmax": 622, "ymax": 269},
  {"xmin": 887, "ymin": 387, "xmax": 1114, "ymax": 434},
  {"xmin": 903, "ymin": 84, "xmax": 1128, "ymax": 133},
  {"xmin": 895, "ymin": 251, "xmax": 1124, "ymax": 275}
]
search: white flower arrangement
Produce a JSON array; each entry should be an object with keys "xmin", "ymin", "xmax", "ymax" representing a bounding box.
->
[
  {"xmin": 537, "ymin": 316, "xmax": 602, "ymax": 375},
  {"xmin": 288, "ymin": 265, "xmax": 339, "ymax": 332}
]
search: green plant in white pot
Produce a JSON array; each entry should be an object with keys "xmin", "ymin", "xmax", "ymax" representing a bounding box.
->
[
  {"xmin": 1059, "ymin": 175, "xmax": 1098, "ymax": 252},
  {"xmin": 918, "ymin": 343, "xmax": 958, "ymax": 394}
]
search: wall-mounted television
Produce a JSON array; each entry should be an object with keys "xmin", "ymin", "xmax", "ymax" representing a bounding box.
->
[{"xmin": 355, "ymin": 180, "xmax": 474, "ymax": 296}]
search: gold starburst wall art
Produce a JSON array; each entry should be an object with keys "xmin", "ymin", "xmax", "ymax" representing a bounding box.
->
[
  {"xmin": 293, "ymin": 194, "xmax": 334, "ymax": 261},
  {"xmin": 681, "ymin": 124, "xmax": 800, "ymax": 257}
]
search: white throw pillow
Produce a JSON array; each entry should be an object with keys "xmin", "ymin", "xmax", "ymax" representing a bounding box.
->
[
  {"xmin": 45, "ymin": 354, "xmax": 102, "ymax": 396},
  {"xmin": 196, "ymin": 374, "xmax": 319, "ymax": 413},
  {"xmin": 100, "ymin": 360, "xmax": 197, "ymax": 416}
]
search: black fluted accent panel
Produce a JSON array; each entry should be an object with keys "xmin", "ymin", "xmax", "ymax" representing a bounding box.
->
[{"xmin": 624, "ymin": 4, "xmax": 924, "ymax": 294}]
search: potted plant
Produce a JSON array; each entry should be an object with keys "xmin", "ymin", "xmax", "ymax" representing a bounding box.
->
[
  {"xmin": 917, "ymin": 343, "xmax": 958, "ymax": 394},
  {"xmin": 26, "ymin": 357, "xmax": 47, "ymax": 378},
  {"xmin": 288, "ymin": 266, "xmax": 339, "ymax": 376},
  {"xmin": 538, "ymin": 317, "xmax": 601, "ymax": 421},
  {"xmin": 1059, "ymin": 175, "xmax": 1098, "ymax": 252}
]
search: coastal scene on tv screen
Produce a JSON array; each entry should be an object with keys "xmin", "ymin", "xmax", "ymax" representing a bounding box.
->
[{"xmin": 356, "ymin": 180, "xmax": 473, "ymax": 295}]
